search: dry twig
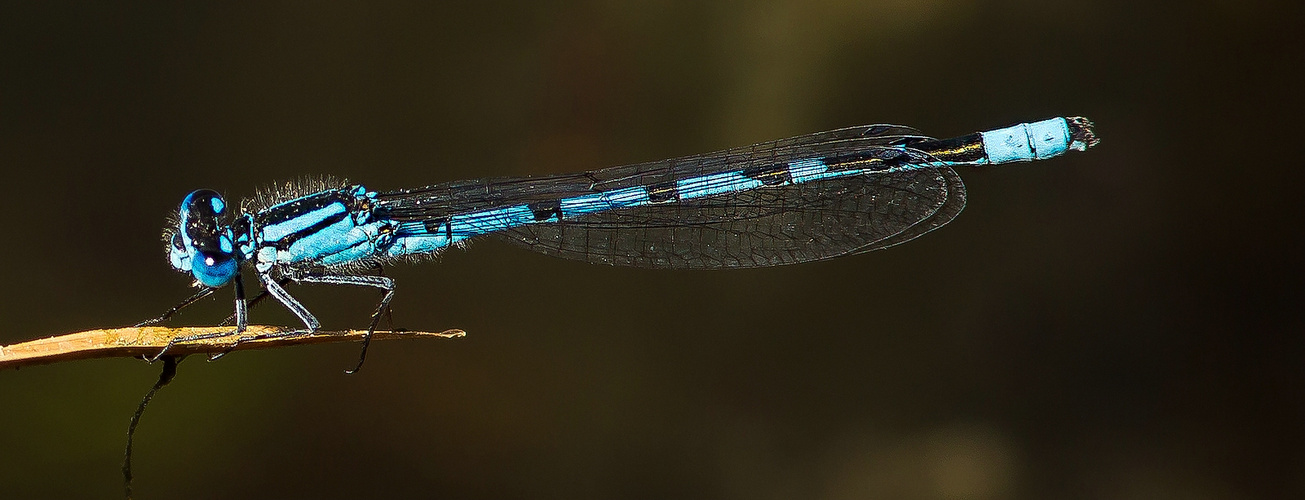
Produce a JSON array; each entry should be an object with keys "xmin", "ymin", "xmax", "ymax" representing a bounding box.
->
[{"xmin": 0, "ymin": 326, "xmax": 465, "ymax": 370}]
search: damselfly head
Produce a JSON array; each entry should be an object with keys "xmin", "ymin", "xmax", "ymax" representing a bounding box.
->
[{"xmin": 168, "ymin": 189, "xmax": 239, "ymax": 287}]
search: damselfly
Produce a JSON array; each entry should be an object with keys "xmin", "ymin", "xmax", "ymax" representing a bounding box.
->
[{"xmin": 142, "ymin": 116, "xmax": 1098, "ymax": 370}]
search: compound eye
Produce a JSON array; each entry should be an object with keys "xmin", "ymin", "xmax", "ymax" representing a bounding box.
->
[
  {"xmin": 176, "ymin": 189, "xmax": 238, "ymax": 284},
  {"xmin": 191, "ymin": 251, "xmax": 238, "ymax": 287},
  {"xmin": 179, "ymin": 189, "xmax": 232, "ymax": 249},
  {"xmin": 182, "ymin": 189, "xmax": 227, "ymax": 216},
  {"xmin": 181, "ymin": 189, "xmax": 226, "ymax": 225}
]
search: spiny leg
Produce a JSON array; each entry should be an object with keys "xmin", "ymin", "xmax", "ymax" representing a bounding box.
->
[
  {"xmin": 207, "ymin": 272, "xmax": 322, "ymax": 360},
  {"xmin": 202, "ymin": 270, "xmax": 396, "ymax": 370},
  {"xmin": 218, "ymin": 276, "xmax": 292, "ymax": 327},
  {"xmin": 135, "ymin": 286, "xmax": 218, "ymax": 327},
  {"xmin": 149, "ymin": 274, "xmax": 249, "ymax": 362},
  {"xmin": 363, "ymin": 262, "xmax": 400, "ymax": 333},
  {"xmin": 262, "ymin": 271, "xmax": 321, "ymax": 330},
  {"xmin": 280, "ymin": 263, "xmax": 397, "ymax": 331},
  {"xmin": 295, "ymin": 273, "xmax": 395, "ymax": 374}
]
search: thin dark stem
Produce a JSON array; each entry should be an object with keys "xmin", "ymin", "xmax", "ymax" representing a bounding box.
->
[{"xmin": 123, "ymin": 355, "xmax": 181, "ymax": 500}]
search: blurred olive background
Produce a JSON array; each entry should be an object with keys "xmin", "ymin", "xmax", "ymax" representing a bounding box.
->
[{"xmin": 2, "ymin": 1, "xmax": 1301, "ymax": 499}]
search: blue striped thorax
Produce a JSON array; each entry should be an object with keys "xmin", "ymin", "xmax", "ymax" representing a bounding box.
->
[{"xmin": 249, "ymin": 185, "xmax": 387, "ymax": 272}]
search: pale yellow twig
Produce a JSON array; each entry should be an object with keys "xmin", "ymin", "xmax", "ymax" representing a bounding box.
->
[{"xmin": 0, "ymin": 326, "xmax": 465, "ymax": 370}]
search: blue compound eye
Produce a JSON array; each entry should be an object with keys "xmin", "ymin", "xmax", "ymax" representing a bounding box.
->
[
  {"xmin": 191, "ymin": 251, "xmax": 238, "ymax": 287},
  {"xmin": 181, "ymin": 189, "xmax": 227, "ymax": 228},
  {"xmin": 176, "ymin": 189, "xmax": 239, "ymax": 286}
]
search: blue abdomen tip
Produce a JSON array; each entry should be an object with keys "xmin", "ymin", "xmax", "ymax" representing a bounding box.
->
[{"xmin": 981, "ymin": 117, "xmax": 1075, "ymax": 164}]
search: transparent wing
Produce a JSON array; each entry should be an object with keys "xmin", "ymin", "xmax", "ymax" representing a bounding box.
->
[
  {"xmin": 373, "ymin": 124, "xmax": 962, "ymax": 269},
  {"xmin": 493, "ymin": 167, "xmax": 964, "ymax": 268},
  {"xmin": 375, "ymin": 124, "xmax": 928, "ymax": 219}
]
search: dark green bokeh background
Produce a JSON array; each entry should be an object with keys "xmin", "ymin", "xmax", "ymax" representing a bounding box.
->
[{"xmin": 2, "ymin": 1, "xmax": 1301, "ymax": 499}]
